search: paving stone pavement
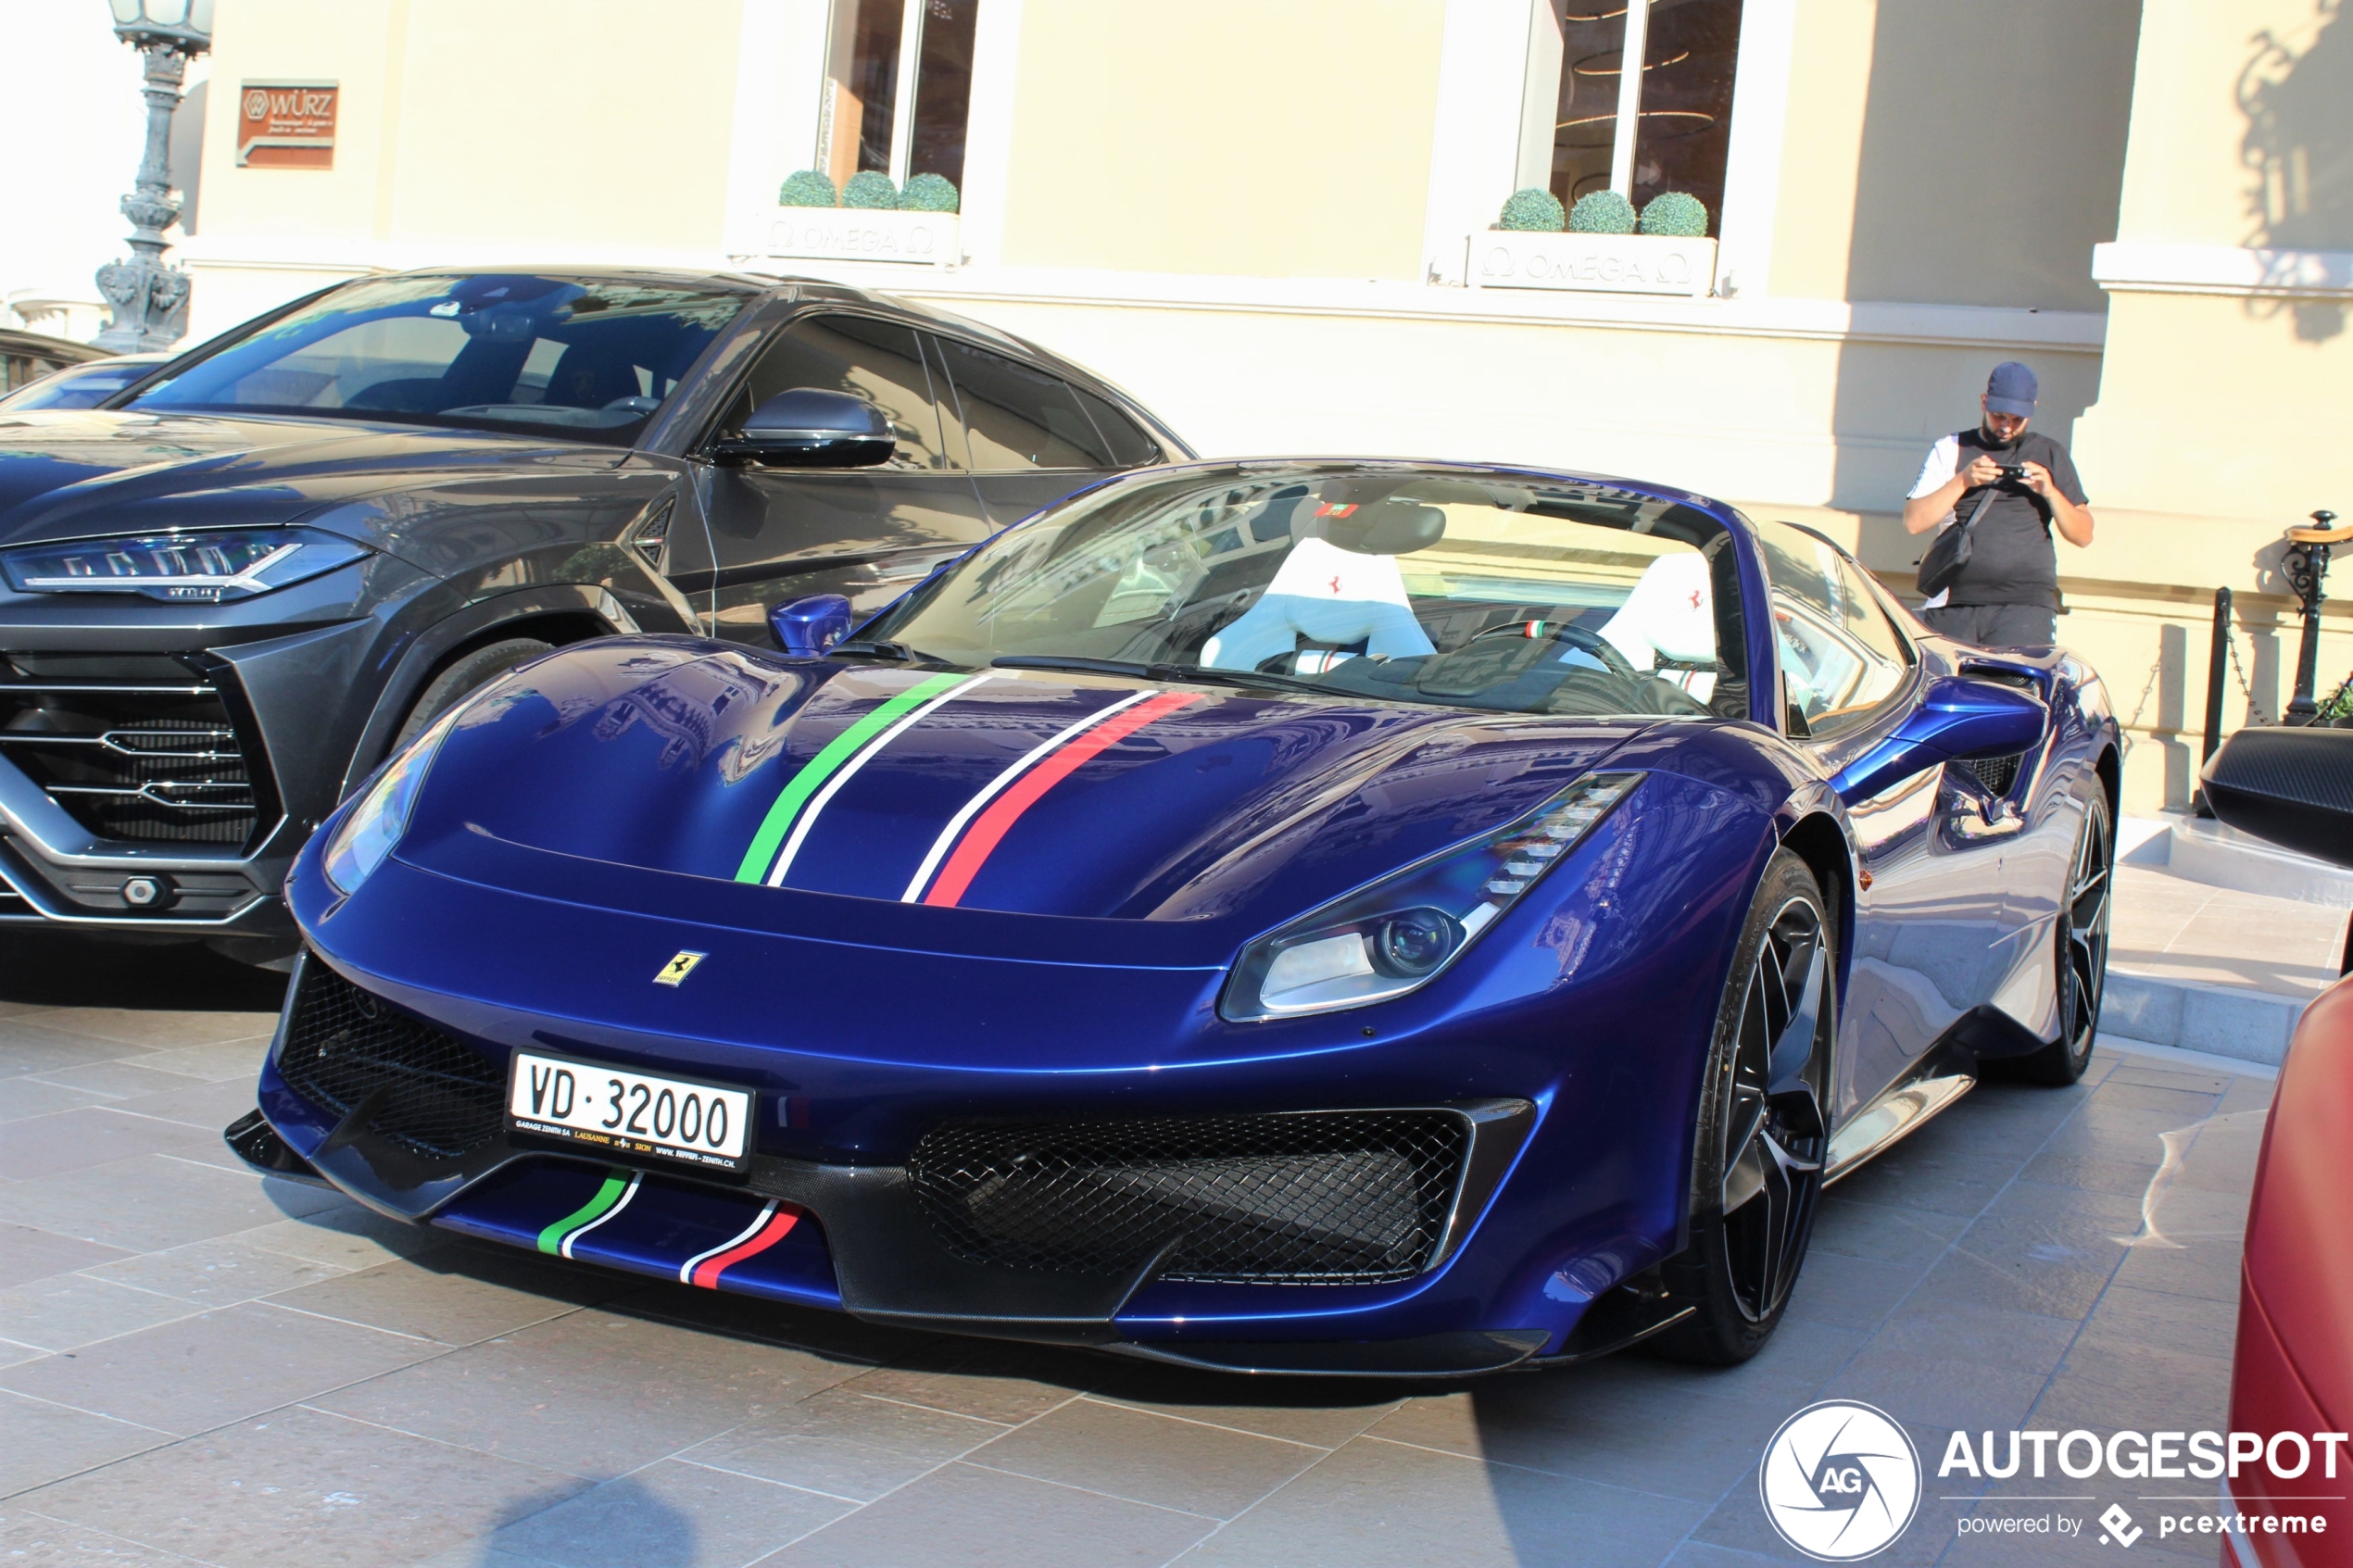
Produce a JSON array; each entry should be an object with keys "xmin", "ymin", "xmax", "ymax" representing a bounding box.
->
[{"xmin": 0, "ymin": 935, "xmax": 2276, "ymax": 1568}]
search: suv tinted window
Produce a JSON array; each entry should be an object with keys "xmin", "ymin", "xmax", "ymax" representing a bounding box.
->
[
  {"xmin": 1070, "ymin": 385, "xmax": 1158, "ymax": 467},
  {"xmin": 722, "ymin": 314, "xmax": 957, "ymax": 470},
  {"xmin": 933, "ymin": 336, "xmax": 1105, "ymax": 470},
  {"xmin": 1760, "ymin": 521, "xmax": 1908, "ymax": 738}
]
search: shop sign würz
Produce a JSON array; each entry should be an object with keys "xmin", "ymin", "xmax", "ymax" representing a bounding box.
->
[{"xmin": 238, "ymin": 81, "xmax": 338, "ymax": 169}]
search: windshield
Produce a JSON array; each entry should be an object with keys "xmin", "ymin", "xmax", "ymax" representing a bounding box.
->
[
  {"xmin": 127, "ymin": 273, "xmax": 746, "ymax": 444},
  {"xmin": 0, "ymin": 358, "xmax": 156, "ymax": 411},
  {"xmin": 864, "ymin": 464, "xmax": 1749, "ymax": 721}
]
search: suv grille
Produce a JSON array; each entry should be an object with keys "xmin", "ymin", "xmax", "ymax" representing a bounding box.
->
[
  {"xmin": 907, "ymin": 1111, "xmax": 1468, "ymax": 1285},
  {"xmin": 0, "ymin": 655, "xmax": 271, "ymax": 845},
  {"xmin": 276, "ymin": 959, "xmax": 503, "ymax": 1160}
]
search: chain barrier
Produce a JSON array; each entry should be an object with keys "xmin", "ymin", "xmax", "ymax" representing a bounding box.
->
[
  {"xmin": 2224, "ymin": 623, "xmax": 2274, "ymax": 727},
  {"xmin": 2118, "ymin": 655, "xmax": 2164, "ymax": 763}
]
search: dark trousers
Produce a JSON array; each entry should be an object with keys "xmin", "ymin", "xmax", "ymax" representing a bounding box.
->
[{"xmin": 1921, "ymin": 602, "xmax": 2057, "ymax": 648}]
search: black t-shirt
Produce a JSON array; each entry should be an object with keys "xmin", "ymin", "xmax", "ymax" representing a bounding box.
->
[{"xmin": 1918, "ymin": 428, "xmax": 2089, "ymax": 608}]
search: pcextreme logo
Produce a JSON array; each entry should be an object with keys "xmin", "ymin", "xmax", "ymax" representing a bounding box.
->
[{"xmin": 1759, "ymin": 1400, "xmax": 1923, "ymax": 1561}]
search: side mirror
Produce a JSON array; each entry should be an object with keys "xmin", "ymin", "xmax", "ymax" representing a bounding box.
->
[
  {"xmin": 1830, "ymin": 674, "xmax": 2048, "ymax": 800},
  {"xmin": 714, "ymin": 389, "xmax": 894, "ymax": 469},
  {"xmin": 769, "ymin": 593, "xmax": 853, "ymax": 657},
  {"xmin": 2203, "ymin": 726, "xmax": 2353, "ymax": 869}
]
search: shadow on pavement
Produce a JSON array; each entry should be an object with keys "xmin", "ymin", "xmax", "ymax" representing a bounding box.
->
[
  {"xmin": 0, "ymin": 930, "xmax": 288, "ymax": 1011},
  {"xmin": 480, "ymin": 1474, "xmax": 700, "ymax": 1567}
]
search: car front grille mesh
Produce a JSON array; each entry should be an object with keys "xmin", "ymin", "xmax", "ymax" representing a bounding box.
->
[
  {"xmin": 907, "ymin": 1111, "xmax": 1468, "ymax": 1285},
  {"xmin": 276, "ymin": 959, "xmax": 504, "ymax": 1160},
  {"xmin": 0, "ymin": 655, "xmax": 268, "ymax": 845},
  {"xmin": 1960, "ymin": 752, "xmax": 2023, "ymax": 797}
]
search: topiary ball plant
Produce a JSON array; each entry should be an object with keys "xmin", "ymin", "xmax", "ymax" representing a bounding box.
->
[
  {"xmin": 841, "ymin": 170, "xmax": 899, "ymax": 209},
  {"xmin": 1640, "ymin": 191, "xmax": 1709, "ymax": 238},
  {"xmin": 1567, "ymin": 190, "xmax": 1637, "ymax": 234},
  {"xmin": 777, "ymin": 169, "xmax": 837, "ymax": 207},
  {"xmin": 1496, "ymin": 187, "xmax": 1565, "ymax": 232},
  {"xmin": 899, "ymin": 172, "xmax": 961, "ymax": 213}
]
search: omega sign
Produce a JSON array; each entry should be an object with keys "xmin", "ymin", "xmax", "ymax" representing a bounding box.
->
[
  {"xmin": 237, "ymin": 81, "xmax": 338, "ymax": 169},
  {"xmin": 1473, "ymin": 231, "xmax": 1718, "ymax": 297}
]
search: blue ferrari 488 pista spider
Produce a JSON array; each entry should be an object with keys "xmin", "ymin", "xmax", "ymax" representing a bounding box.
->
[{"xmin": 233, "ymin": 459, "xmax": 2118, "ymax": 1375}]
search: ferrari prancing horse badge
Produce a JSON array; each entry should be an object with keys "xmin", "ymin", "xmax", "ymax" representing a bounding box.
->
[{"xmin": 654, "ymin": 950, "xmax": 706, "ymax": 986}]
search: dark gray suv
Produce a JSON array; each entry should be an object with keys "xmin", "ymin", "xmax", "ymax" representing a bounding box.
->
[{"xmin": 0, "ymin": 268, "xmax": 1189, "ymax": 960}]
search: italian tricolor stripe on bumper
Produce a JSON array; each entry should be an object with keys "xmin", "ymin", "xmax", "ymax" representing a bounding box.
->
[
  {"xmin": 680, "ymin": 1202, "xmax": 799, "ymax": 1288},
  {"xmin": 535, "ymin": 1168, "xmax": 640, "ymax": 1258}
]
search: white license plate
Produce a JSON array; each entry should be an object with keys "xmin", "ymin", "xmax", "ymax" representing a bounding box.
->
[{"xmin": 508, "ymin": 1051, "xmax": 753, "ymax": 1173}]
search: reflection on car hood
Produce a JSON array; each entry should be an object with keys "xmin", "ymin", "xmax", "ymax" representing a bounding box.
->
[
  {"xmin": 0, "ymin": 408, "xmax": 610, "ymax": 545},
  {"xmin": 402, "ymin": 639, "xmax": 1652, "ymax": 932}
]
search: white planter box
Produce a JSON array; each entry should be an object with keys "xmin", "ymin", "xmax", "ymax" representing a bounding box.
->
[
  {"xmin": 1469, "ymin": 231, "xmax": 1718, "ymax": 296},
  {"xmin": 761, "ymin": 209, "xmax": 960, "ymax": 267}
]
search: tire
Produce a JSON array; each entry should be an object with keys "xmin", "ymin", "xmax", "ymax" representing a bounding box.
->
[
  {"xmin": 387, "ymin": 637, "xmax": 552, "ymax": 755},
  {"xmin": 1651, "ymin": 849, "xmax": 1835, "ymax": 1365},
  {"xmin": 2004, "ymin": 791, "xmax": 2113, "ymax": 1086}
]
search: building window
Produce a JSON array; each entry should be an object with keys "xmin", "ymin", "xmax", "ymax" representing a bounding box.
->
[
  {"xmin": 821, "ymin": 0, "xmax": 981, "ymax": 194},
  {"xmin": 1526, "ymin": 0, "xmax": 1743, "ymax": 232}
]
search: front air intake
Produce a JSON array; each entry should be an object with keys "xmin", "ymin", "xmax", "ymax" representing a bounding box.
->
[
  {"xmin": 907, "ymin": 1110, "xmax": 1469, "ymax": 1285},
  {"xmin": 275, "ymin": 959, "xmax": 503, "ymax": 1160},
  {"xmin": 0, "ymin": 653, "xmax": 274, "ymax": 846}
]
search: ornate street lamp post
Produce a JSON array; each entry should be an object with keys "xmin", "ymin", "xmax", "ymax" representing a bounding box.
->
[
  {"xmin": 2283, "ymin": 508, "xmax": 2349, "ymax": 724},
  {"xmin": 93, "ymin": 0, "xmax": 214, "ymax": 351}
]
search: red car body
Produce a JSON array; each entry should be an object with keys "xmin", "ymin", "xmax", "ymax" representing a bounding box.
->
[{"xmin": 2227, "ymin": 961, "xmax": 2353, "ymax": 1566}]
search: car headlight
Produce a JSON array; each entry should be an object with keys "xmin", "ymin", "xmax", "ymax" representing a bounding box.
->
[
  {"xmin": 1222, "ymin": 772, "xmax": 1643, "ymax": 1022},
  {"xmin": 321, "ymin": 704, "xmax": 468, "ymax": 897},
  {"xmin": 0, "ymin": 527, "xmax": 369, "ymax": 603}
]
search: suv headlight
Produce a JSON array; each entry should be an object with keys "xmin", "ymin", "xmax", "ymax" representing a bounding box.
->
[
  {"xmin": 321, "ymin": 704, "xmax": 468, "ymax": 897},
  {"xmin": 1221, "ymin": 773, "xmax": 1643, "ymax": 1022},
  {"xmin": 0, "ymin": 528, "xmax": 369, "ymax": 603}
]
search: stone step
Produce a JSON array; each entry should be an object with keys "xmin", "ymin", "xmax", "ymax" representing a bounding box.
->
[
  {"xmin": 2102, "ymin": 966, "xmax": 2313, "ymax": 1067},
  {"xmin": 2122, "ymin": 809, "xmax": 2353, "ymax": 907}
]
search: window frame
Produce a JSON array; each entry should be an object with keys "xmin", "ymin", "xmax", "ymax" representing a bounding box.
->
[
  {"xmin": 694, "ymin": 307, "xmax": 968, "ymax": 473},
  {"xmin": 927, "ymin": 331, "xmax": 1136, "ymax": 476},
  {"xmin": 1759, "ymin": 521, "xmax": 1917, "ymax": 746},
  {"xmin": 819, "ymin": 0, "xmax": 971, "ymax": 190}
]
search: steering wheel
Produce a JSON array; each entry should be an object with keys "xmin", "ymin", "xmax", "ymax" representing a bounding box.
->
[{"xmin": 1467, "ymin": 618, "xmax": 1641, "ymax": 681}]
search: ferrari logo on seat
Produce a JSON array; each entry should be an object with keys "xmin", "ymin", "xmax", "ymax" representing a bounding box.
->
[{"xmin": 654, "ymin": 950, "xmax": 706, "ymax": 986}]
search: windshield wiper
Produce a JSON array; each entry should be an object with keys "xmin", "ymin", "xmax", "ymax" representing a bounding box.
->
[
  {"xmin": 990, "ymin": 655, "xmax": 1334, "ymax": 696},
  {"xmin": 831, "ymin": 639, "xmax": 942, "ymax": 663},
  {"xmin": 991, "ymin": 655, "xmax": 1157, "ymax": 678}
]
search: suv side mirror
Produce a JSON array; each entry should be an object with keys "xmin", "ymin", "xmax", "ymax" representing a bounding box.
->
[
  {"xmin": 2203, "ymin": 726, "xmax": 2353, "ymax": 869},
  {"xmin": 715, "ymin": 389, "xmax": 894, "ymax": 469},
  {"xmin": 769, "ymin": 593, "xmax": 853, "ymax": 657},
  {"xmin": 1830, "ymin": 674, "xmax": 2048, "ymax": 801}
]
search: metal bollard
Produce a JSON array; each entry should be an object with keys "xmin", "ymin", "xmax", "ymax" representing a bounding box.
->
[{"xmin": 2204, "ymin": 585, "xmax": 2232, "ymax": 761}]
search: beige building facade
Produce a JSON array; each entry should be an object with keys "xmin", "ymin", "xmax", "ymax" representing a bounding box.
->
[{"xmin": 69, "ymin": 0, "xmax": 2353, "ymax": 814}]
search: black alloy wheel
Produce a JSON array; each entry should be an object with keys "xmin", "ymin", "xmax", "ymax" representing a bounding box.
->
[
  {"xmin": 2007, "ymin": 792, "xmax": 2112, "ymax": 1085},
  {"xmin": 1654, "ymin": 849, "xmax": 1832, "ymax": 1364}
]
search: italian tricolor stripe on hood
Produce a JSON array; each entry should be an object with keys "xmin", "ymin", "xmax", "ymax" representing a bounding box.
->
[{"xmin": 733, "ymin": 670, "xmax": 1204, "ymax": 904}]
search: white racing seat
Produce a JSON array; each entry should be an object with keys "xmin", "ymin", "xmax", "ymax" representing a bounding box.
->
[
  {"xmin": 1202, "ymin": 534, "xmax": 1436, "ymax": 673},
  {"xmin": 1598, "ymin": 552, "xmax": 1718, "ymax": 699}
]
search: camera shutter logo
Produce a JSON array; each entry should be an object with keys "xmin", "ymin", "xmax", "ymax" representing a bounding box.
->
[{"xmin": 1759, "ymin": 1400, "xmax": 1921, "ymax": 1560}]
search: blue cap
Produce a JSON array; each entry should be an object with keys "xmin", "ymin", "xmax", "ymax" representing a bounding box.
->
[{"xmin": 1985, "ymin": 360, "xmax": 2038, "ymax": 417}]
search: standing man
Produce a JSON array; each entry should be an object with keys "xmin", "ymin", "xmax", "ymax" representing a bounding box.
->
[{"xmin": 1902, "ymin": 361, "xmax": 2095, "ymax": 646}]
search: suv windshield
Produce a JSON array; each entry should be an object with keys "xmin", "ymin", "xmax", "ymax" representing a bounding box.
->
[
  {"xmin": 127, "ymin": 273, "xmax": 746, "ymax": 445},
  {"xmin": 866, "ymin": 464, "xmax": 1749, "ymax": 720}
]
